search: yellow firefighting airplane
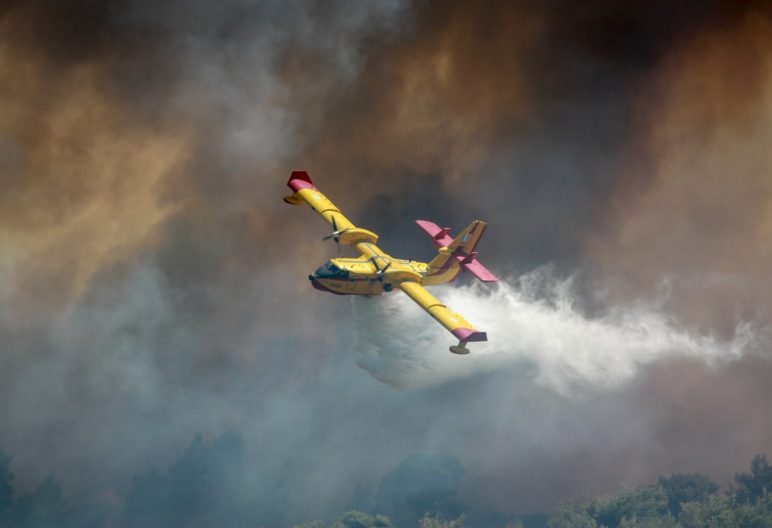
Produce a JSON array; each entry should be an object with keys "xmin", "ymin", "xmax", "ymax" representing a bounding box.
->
[{"xmin": 284, "ymin": 171, "xmax": 497, "ymax": 354}]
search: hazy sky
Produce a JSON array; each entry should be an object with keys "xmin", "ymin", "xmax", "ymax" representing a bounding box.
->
[{"xmin": 1, "ymin": 0, "xmax": 771, "ymax": 520}]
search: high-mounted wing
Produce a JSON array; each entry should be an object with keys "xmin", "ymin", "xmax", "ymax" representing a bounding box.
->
[
  {"xmin": 397, "ymin": 280, "xmax": 487, "ymax": 354},
  {"xmin": 284, "ymin": 171, "xmax": 381, "ymax": 256}
]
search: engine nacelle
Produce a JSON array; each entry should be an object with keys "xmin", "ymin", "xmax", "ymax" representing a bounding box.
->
[{"xmin": 338, "ymin": 228, "xmax": 379, "ymax": 246}]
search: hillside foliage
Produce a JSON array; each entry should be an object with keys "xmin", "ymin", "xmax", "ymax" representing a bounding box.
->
[{"xmin": 1, "ymin": 439, "xmax": 772, "ymax": 527}]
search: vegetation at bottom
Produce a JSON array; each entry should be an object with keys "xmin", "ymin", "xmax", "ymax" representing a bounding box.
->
[{"xmin": 1, "ymin": 433, "xmax": 772, "ymax": 527}]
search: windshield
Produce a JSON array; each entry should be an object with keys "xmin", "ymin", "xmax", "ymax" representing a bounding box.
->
[{"xmin": 314, "ymin": 262, "xmax": 350, "ymax": 279}]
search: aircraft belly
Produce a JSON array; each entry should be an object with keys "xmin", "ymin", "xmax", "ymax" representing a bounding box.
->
[
  {"xmin": 315, "ymin": 278, "xmax": 382, "ymax": 296},
  {"xmin": 350, "ymin": 280, "xmax": 383, "ymax": 296}
]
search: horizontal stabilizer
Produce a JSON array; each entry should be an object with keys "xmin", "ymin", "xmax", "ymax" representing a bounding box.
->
[
  {"xmin": 459, "ymin": 257, "xmax": 497, "ymax": 282},
  {"xmin": 416, "ymin": 220, "xmax": 453, "ymax": 248},
  {"xmin": 460, "ymin": 251, "xmax": 479, "ymax": 264}
]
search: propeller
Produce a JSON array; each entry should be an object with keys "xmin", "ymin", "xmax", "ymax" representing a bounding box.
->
[
  {"xmin": 322, "ymin": 216, "xmax": 345, "ymax": 254},
  {"xmin": 369, "ymin": 258, "xmax": 391, "ymax": 283},
  {"xmin": 375, "ymin": 261, "xmax": 391, "ymax": 281},
  {"xmin": 368, "ymin": 258, "xmax": 394, "ymax": 291}
]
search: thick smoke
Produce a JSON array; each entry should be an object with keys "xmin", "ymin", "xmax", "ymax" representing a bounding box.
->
[
  {"xmin": 1, "ymin": 0, "xmax": 772, "ymax": 522},
  {"xmin": 586, "ymin": 11, "xmax": 772, "ymax": 333}
]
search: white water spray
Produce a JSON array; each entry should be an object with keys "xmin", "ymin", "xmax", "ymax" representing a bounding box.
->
[{"xmin": 353, "ymin": 269, "xmax": 757, "ymax": 393}]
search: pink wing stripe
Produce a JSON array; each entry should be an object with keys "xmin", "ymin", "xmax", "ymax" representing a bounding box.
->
[{"xmin": 452, "ymin": 328, "xmax": 488, "ymax": 343}]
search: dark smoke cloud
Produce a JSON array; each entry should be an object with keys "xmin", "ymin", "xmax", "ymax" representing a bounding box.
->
[
  {"xmin": 1, "ymin": 0, "xmax": 771, "ymax": 522},
  {"xmin": 587, "ymin": 10, "xmax": 772, "ymax": 333}
]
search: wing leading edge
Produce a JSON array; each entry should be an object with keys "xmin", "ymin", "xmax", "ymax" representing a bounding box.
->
[{"xmin": 398, "ymin": 281, "xmax": 487, "ymax": 353}]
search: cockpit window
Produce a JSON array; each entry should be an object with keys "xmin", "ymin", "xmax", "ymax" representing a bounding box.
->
[{"xmin": 315, "ymin": 262, "xmax": 350, "ymax": 279}]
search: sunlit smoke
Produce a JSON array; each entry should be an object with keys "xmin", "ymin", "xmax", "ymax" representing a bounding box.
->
[{"xmin": 354, "ymin": 268, "xmax": 758, "ymax": 393}]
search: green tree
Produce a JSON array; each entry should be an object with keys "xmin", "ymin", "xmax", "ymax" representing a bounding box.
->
[
  {"xmin": 658, "ymin": 473, "xmax": 719, "ymax": 516},
  {"xmin": 618, "ymin": 514, "xmax": 677, "ymax": 528},
  {"xmin": 547, "ymin": 501, "xmax": 597, "ymax": 528},
  {"xmin": 588, "ymin": 485, "xmax": 669, "ymax": 527},
  {"xmin": 678, "ymin": 495, "xmax": 738, "ymax": 528},
  {"xmin": 375, "ymin": 454, "xmax": 464, "ymax": 527},
  {"xmin": 734, "ymin": 492, "xmax": 772, "ymax": 528},
  {"xmin": 463, "ymin": 505, "xmax": 527, "ymax": 528},
  {"xmin": 545, "ymin": 455, "xmax": 772, "ymax": 528},
  {"xmin": 735, "ymin": 455, "xmax": 772, "ymax": 505},
  {"xmin": 332, "ymin": 510, "xmax": 392, "ymax": 528},
  {"xmin": 419, "ymin": 513, "xmax": 467, "ymax": 528}
]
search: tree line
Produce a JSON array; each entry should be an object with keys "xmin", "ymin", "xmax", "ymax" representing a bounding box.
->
[{"xmin": 1, "ymin": 432, "xmax": 771, "ymax": 527}]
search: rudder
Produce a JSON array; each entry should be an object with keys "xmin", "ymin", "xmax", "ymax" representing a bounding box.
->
[{"xmin": 447, "ymin": 220, "xmax": 486, "ymax": 255}]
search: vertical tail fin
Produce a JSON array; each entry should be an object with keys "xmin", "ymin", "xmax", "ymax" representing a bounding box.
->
[
  {"xmin": 447, "ymin": 220, "xmax": 486, "ymax": 255},
  {"xmin": 427, "ymin": 250, "xmax": 456, "ymax": 281}
]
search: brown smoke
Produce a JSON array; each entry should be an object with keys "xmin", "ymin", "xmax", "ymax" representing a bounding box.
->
[
  {"xmin": 288, "ymin": 1, "xmax": 542, "ymax": 199},
  {"xmin": 0, "ymin": 22, "xmax": 190, "ymax": 331},
  {"xmin": 588, "ymin": 11, "xmax": 772, "ymax": 332}
]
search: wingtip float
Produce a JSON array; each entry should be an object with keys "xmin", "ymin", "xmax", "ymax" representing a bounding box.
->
[{"xmin": 284, "ymin": 170, "xmax": 497, "ymax": 354}]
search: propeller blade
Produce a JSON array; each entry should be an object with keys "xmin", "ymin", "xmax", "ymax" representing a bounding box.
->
[
  {"xmin": 332, "ymin": 218, "xmax": 342, "ymax": 253},
  {"xmin": 376, "ymin": 261, "xmax": 391, "ymax": 281},
  {"xmin": 323, "ymin": 216, "xmax": 343, "ymax": 243}
]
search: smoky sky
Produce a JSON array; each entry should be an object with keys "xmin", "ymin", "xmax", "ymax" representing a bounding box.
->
[{"xmin": 1, "ymin": 0, "xmax": 772, "ymax": 522}]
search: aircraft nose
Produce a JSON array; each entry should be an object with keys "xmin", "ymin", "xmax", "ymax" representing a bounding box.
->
[
  {"xmin": 310, "ymin": 278, "xmax": 329, "ymax": 292},
  {"xmin": 308, "ymin": 274, "xmax": 316, "ymax": 281}
]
